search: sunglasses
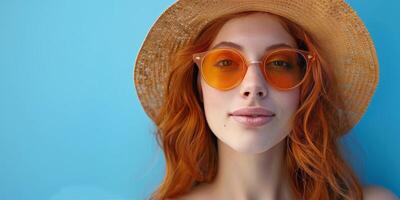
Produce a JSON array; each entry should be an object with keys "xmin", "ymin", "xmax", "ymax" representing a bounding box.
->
[{"xmin": 192, "ymin": 47, "xmax": 314, "ymax": 91}]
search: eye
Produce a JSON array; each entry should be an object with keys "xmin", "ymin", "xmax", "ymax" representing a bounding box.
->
[
  {"xmin": 268, "ymin": 60, "xmax": 292, "ymax": 69},
  {"xmin": 215, "ymin": 59, "xmax": 233, "ymax": 67}
]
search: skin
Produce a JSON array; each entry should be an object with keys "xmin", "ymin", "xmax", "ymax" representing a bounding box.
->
[
  {"xmin": 197, "ymin": 12, "xmax": 298, "ymax": 200},
  {"xmin": 171, "ymin": 12, "xmax": 399, "ymax": 200}
]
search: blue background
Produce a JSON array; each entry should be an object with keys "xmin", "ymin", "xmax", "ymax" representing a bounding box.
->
[{"xmin": 0, "ymin": 0, "xmax": 399, "ymax": 199}]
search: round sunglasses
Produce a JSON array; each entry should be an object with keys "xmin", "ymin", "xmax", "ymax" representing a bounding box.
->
[{"xmin": 193, "ymin": 47, "xmax": 314, "ymax": 91}]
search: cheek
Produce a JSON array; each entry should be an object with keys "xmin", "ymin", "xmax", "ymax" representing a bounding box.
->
[
  {"xmin": 275, "ymin": 88, "xmax": 300, "ymax": 128},
  {"xmin": 200, "ymin": 80, "xmax": 233, "ymax": 130},
  {"xmin": 201, "ymin": 83, "xmax": 227, "ymax": 115},
  {"xmin": 284, "ymin": 88, "xmax": 300, "ymax": 110}
]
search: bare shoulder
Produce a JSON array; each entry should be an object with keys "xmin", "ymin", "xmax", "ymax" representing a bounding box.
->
[{"xmin": 363, "ymin": 185, "xmax": 399, "ymax": 200}]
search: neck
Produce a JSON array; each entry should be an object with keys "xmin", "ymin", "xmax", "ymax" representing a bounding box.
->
[{"xmin": 211, "ymin": 138, "xmax": 293, "ymax": 200}]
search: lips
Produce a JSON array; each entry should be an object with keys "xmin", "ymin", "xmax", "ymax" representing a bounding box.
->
[
  {"xmin": 229, "ymin": 107, "xmax": 276, "ymax": 117},
  {"xmin": 231, "ymin": 115, "xmax": 274, "ymax": 127}
]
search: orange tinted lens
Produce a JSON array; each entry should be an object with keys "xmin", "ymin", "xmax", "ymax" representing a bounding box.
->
[
  {"xmin": 202, "ymin": 49, "xmax": 245, "ymax": 90},
  {"xmin": 264, "ymin": 50, "xmax": 307, "ymax": 89}
]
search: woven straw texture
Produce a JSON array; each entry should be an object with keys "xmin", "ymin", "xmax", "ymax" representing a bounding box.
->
[{"xmin": 134, "ymin": 0, "xmax": 379, "ymax": 135}]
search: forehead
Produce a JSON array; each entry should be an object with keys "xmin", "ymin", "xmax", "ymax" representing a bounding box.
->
[{"xmin": 210, "ymin": 13, "xmax": 297, "ymax": 52}]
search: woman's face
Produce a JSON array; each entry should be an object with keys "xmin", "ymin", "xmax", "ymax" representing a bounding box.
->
[{"xmin": 199, "ymin": 13, "xmax": 300, "ymax": 154}]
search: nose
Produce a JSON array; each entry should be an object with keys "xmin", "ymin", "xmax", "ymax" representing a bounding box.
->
[{"xmin": 239, "ymin": 62, "xmax": 268, "ymax": 99}]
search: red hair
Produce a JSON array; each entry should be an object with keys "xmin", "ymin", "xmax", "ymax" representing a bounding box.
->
[{"xmin": 150, "ymin": 11, "xmax": 363, "ymax": 200}]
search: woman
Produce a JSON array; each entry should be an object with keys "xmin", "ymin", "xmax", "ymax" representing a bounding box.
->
[{"xmin": 134, "ymin": 1, "xmax": 398, "ymax": 200}]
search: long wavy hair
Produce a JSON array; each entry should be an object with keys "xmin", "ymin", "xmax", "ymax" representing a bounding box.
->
[{"xmin": 150, "ymin": 11, "xmax": 363, "ymax": 200}]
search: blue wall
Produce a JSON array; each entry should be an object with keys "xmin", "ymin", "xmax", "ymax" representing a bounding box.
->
[{"xmin": 0, "ymin": 0, "xmax": 398, "ymax": 199}]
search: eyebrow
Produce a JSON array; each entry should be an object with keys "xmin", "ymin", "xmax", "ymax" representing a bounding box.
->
[{"xmin": 210, "ymin": 41, "xmax": 295, "ymax": 52}]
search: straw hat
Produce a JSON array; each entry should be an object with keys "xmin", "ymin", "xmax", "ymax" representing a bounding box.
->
[{"xmin": 133, "ymin": 0, "xmax": 379, "ymax": 135}]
